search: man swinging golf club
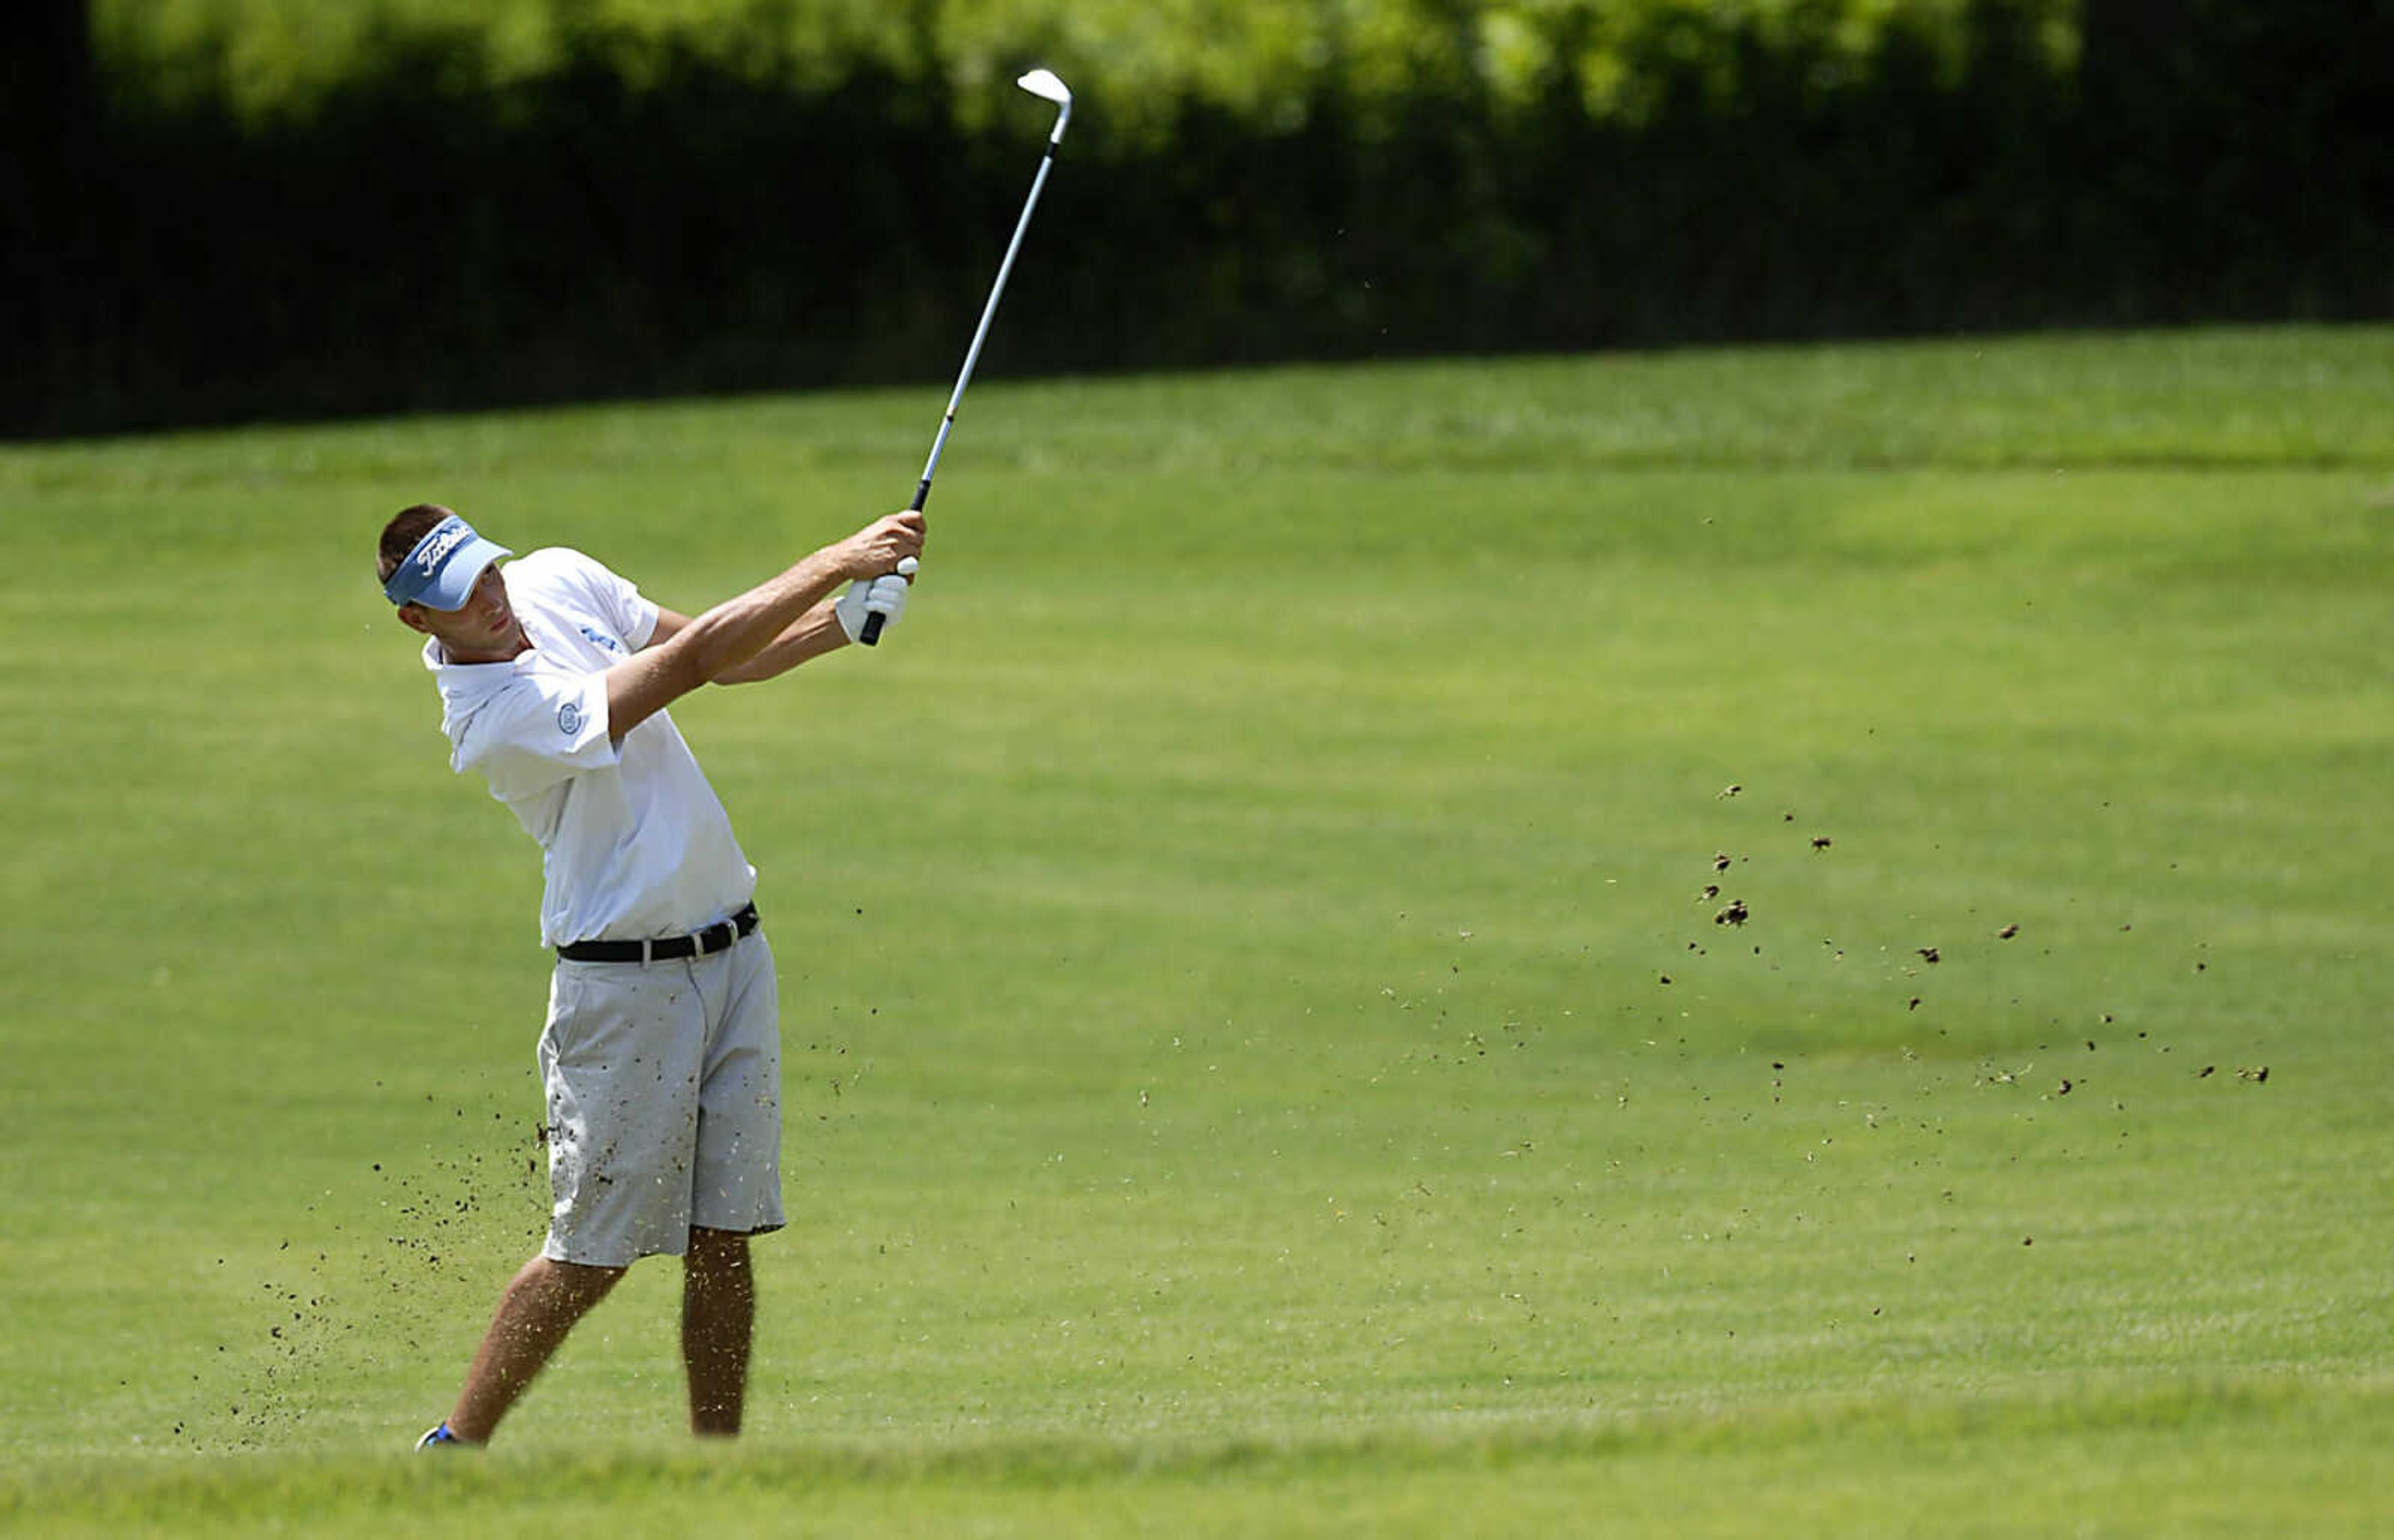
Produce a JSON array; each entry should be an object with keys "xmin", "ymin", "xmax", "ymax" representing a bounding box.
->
[
  {"xmin": 379, "ymin": 501, "xmax": 921, "ymax": 1448},
  {"xmin": 388, "ymin": 62, "xmax": 1067, "ymax": 1449}
]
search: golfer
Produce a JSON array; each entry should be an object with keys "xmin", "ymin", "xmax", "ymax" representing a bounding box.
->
[{"xmin": 377, "ymin": 501, "xmax": 923, "ymax": 1448}]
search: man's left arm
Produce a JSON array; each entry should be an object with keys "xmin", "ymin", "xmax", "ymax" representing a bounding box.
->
[{"xmin": 646, "ymin": 603, "xmax": 850, "ymax": 685}]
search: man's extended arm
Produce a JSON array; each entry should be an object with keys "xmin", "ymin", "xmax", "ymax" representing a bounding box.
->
[
  {"xmin": 603, "ymin": 512, "xmax": 921, "ymax": 741},
  {"xmin": 645, "ymin": 600, "xmax": 852, "ymax": 686}
]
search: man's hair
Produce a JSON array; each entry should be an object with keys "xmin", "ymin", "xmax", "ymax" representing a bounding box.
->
[{"xmin": 377, "ymin": 504, "xmax": 454, "ymax": 584}]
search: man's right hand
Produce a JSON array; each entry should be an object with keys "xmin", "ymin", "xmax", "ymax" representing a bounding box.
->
[{"xmin": 837, "ymin": 511, "xmax": 925, "ymax": 580}]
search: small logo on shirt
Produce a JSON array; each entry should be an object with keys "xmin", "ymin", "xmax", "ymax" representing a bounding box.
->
[
  {"xmin": 578, "ymin": 625, "xmax": 623, "ymax": 654},
  {"xmin": 558, "ymin": 701, "xmax": 585, "ymax": 738}
]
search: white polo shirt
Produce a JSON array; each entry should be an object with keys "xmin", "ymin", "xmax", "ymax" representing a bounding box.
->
[{"xmin": 422, "ymin": 547, "xmax": 756, "ymax": 948}]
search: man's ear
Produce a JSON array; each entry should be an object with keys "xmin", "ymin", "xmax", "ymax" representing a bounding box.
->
[{"xmin": 396, "ymin": 603, "xmax": 433, "ymax": 636}]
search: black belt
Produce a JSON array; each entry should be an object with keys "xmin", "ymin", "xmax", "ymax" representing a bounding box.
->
[{"xmin": 557, "ymin": 904, "xmax": 759, "ymax": 964}]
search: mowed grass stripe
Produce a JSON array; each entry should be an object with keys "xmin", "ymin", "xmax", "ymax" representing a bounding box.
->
[
  {"xmin": 4, "ymin": 327, "xmax": 2390, "ymax": 501},
  {"xmin": 7, "ymin": 1377, "xmax": 2389, "ymax": 1536}
]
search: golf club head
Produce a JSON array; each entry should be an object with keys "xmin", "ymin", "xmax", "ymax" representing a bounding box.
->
[{"xmin": 1017, "ymin": 68, "xmax": 1073, "ymax": 140}]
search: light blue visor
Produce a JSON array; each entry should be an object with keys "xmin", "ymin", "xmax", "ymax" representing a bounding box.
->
[{"xmin": 383, "ymin": 514, "xmax": 512, "ymax": 610}]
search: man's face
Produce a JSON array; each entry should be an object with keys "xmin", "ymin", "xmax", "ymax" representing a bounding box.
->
[{"xmin": 398, "ymin": 562, "xmax": 522, "ymax": 661}]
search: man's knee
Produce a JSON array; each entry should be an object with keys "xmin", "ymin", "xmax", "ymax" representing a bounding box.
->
[{"xmin": 525, "ymin": 1254, "xmax": 629, "ymax": 1304}]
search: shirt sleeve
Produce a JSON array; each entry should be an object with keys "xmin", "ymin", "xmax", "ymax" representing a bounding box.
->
[
  {"xmin": 450, "ymin": 670, "xmax": 618, "ymax": 800},
  {"xmin": 570, "ymin": 551, "xmax": 661, "ymax": 651}
]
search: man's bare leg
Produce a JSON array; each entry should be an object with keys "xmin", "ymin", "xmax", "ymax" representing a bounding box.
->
[
  {"xmin": 683, "ymin": 1226, "xmax": 754, "ymax": 1436},
  {"xmin": 444, "ymin": 1254, "xmax": 627, "ymax": 1443}
]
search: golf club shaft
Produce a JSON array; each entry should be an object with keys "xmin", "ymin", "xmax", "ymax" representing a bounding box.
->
[{"xmin": 860, "ymin": 142, "xmax": 1060, "ymax": 646}]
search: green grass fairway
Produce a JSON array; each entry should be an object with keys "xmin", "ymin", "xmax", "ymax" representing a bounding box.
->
[{"xmin": 2, "ymin": 327, "xmax": 2390, "ymax": 1534}]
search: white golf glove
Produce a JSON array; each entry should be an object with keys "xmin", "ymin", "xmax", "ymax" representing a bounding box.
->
[{"xmin": 835, "ymin": 570, "xmax": 911, "ymax": 642}]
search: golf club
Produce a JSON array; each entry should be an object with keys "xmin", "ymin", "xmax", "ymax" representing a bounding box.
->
[{"xmin": 860, "ymin": 67, "xmax": 1074, "ymax": 645}]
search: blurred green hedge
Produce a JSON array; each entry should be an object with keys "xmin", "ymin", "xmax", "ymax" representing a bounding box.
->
[{"xmin": 8, "ymin": 0, "xmax": 2388, "ymax": 433}]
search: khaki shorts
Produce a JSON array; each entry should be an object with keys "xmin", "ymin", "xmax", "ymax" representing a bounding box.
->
[{"xmin": 537, "ymin": 930, "xmax": 784, "ymax": 1267}]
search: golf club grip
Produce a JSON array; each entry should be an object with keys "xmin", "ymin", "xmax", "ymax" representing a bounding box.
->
[{"xmin": 858, "ymin": 481, "xmax": 933, "ymax": 647}]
